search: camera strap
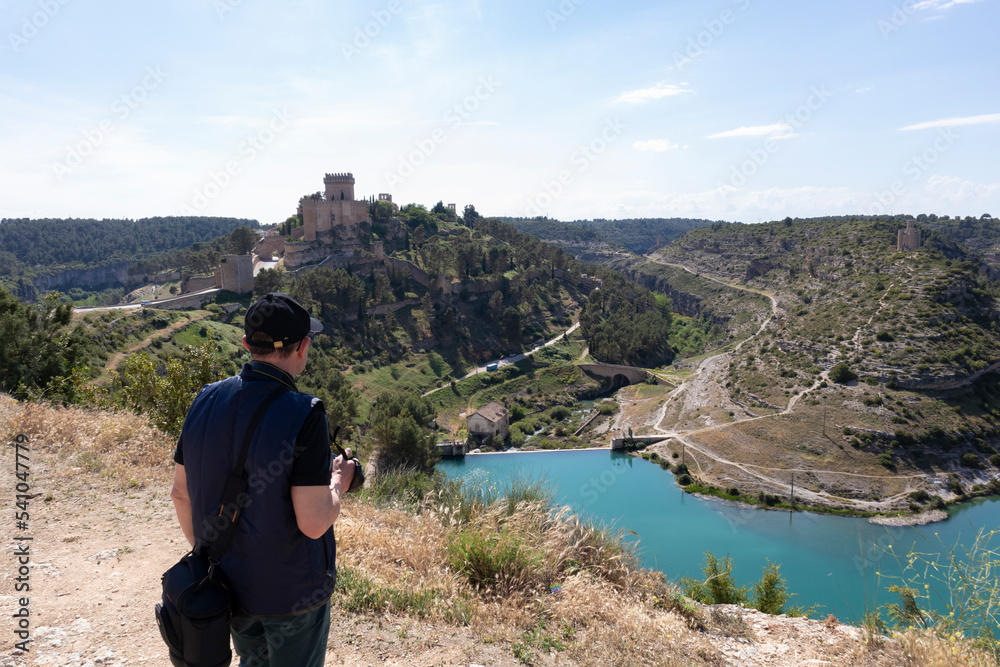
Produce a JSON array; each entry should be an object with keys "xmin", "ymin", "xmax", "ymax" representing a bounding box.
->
[{"xmin": 207, "ymin": 385, "xmax": 291, "ymax": 564}]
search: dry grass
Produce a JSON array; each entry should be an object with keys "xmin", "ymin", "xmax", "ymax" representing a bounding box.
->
[
  {"xmin": 895, "ymin": 629, "xmax": 998, "ymax": 667},
  {"xmin": 0, "ymin": 393, "xmax": 173, "ymax": 490}
]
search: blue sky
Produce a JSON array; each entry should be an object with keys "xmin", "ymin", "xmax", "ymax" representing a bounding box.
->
[{"xmin": 1, "ymin": 0, "xmax": 998, "ymax": 225}]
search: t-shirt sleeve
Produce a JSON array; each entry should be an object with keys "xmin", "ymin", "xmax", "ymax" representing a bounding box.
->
[
  {"xmin": 173, "ymin": 437, "xmax": 184, "ymax": 465},
  {"xmin": 290, "ymin": 404, "xmax": 333, "ymax": 486}
]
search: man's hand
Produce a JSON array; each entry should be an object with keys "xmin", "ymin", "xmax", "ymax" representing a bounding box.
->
[{"xmin": 332, "ymin": 448, "xmax": 357, "ymax": 496}]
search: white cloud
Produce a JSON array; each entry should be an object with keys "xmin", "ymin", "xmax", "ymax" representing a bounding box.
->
[
  {"xmin": 632, "ymin": 139, "xmax": 678, "ymax": 153},
  {"xmin": 899, "ymin": 113, "xmax": 1000, "ymax": 130},
  {"xmin": 922, "ymin": 175, "xmax": 1000, "ymax": 203},
  {"xmin": 614, "ymin": 83, "xmax": 691, "ymax": 105},
  {"xmin": 707, "ymin": 123, "xmax": 794, "ymax": 139},
  {"xmin": 911, "ymin": 0, "xmax": 982, "ymax": 11}
]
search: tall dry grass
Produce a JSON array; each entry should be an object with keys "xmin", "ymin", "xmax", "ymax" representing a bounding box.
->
[
  {"xmin": 895, "ymin": 628, "xmax": 999, "ymax": 667},
  {"xmin": 0, "ymin": 393, "xmax": 174, "ymax": 489}
]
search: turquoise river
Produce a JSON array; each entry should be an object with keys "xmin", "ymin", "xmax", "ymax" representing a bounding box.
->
[{"xmin": 439, "ymin": 449, "xmax": 1000, "ymax": 623}]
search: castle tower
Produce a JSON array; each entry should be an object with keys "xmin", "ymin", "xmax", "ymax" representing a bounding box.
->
[
  {"xmin": 897, "ymin": 220, "xmax": 921, "ymax": 252},
  {"xmin": 324, "ymin": 172, "xmax": 355, "ymax": 201}
]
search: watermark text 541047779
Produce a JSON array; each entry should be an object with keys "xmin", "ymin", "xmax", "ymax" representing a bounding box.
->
[{"xmin": 11, "ymin": 434, "xmax": 33, "ymax": 653}]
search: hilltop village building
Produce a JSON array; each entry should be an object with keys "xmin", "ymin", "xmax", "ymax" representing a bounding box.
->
[{"xmin": 467, "ymin": 402, "xmax": 510, "ymax": 444}]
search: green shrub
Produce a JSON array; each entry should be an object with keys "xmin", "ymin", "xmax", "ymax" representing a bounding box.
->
[
  {"xmin": 878, "ymin": 452, "xmax": 895, "ymax": 468},
  {"xmin": 548, "ymin": 405, "xmax": 571, "ymax": 421},
  {"xmin": 597, "ymin": 402, "xmax": 616, "ymax": 416},
  {"xmin": 681, "ymin": 552, "xmax": 747, "ymax": 605},
  {"xmin": 446, "ymin": 526, "xmax": 544, "ymax": 595},
  {"xmin": 990, "ymin": 454, "xmax": 1000, "ymax": 467},
  {"xmin": 361, "ymin": 468, "xmax": 438, "ymax": 509},
  {"xmin": 829, "ymin": 363, "xmax": 857, "ymax": 384},
  {"xmin": 961, "ymin": 453, "xmax": 982, "ymax": 469},
  {"xmin": 752, "ymin": 561, "xmax": 790, "ymax": 615}
]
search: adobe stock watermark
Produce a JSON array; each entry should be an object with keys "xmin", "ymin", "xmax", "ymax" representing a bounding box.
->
[
  {"xmin": 721, "ymin": 85, "xmax": 833, "ymax": 190},
  {"xmin": 853, "ymin": 525, "xmax": 907, "ymax": 577},
  {"xmin": 383, "ymin": 76, "xmax": 501, "ymax": 189},
  {"xmin": 876, "ymin": 1, "xmax": 925, "ymax": 40},
  {"xmin": 179, "ymin": 107, "xmax": 293, "ymax": 215},
  {"xmin": 524, "ymin": 117, "xmax": 627, "ymax": 216},
  {"xmin": 673, "ymin": 0, "xmax": 751, "ymax": 72},
  {"xmin": 50, "ymin": 66, "xmax": 168, "ymax": 182},
  {"xmin": 340, "ymin": 0, "xmax": 403, "ymax": 62},
  {"xmin": 8, "ymin": 0, "xmax": 72, "ymax": 53},
  {"xmin": 866, "ymin": 127, "xmax": 958, "ymax": 215},
  {"xmin": 545, "ymin": 0, "xmax": 587, "ymax": 30},
  {"xmin": 213, "ymin": 0, "xmax": 243, "ymax": 20},
  {"xmin": 7, "ymin": 0, "xmax": 70, "ymax": 53},
  {"xmin": 565, "ymin": 457, "xmax": 632, "ymax": 515}
]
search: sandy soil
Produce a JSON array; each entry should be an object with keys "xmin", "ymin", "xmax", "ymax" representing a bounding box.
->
[{"xmin": 0, "ymin": 475, "xmax": 523, "ymax": 667}]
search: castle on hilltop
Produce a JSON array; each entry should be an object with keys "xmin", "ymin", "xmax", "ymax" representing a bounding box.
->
[
  {"xmin": 299, "ymin": 172, "xmax": 371, "ymax": 242},
  {"xmin": 282, "ymin": 172, "xmax": 399, "ymax": 268}
]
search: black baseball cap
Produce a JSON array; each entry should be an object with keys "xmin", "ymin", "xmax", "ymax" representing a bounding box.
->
[{"xmin": 244, "ymin": 292, "xmax": 322, "ymax": 350}]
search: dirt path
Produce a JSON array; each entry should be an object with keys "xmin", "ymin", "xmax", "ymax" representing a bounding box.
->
[
  {"xmin": 0, "ymin": 472, "xmax": 521, "ymax": 666},
  {"xmin": 105, "ymin": 314, "xmax": 209, "ymax": 373}
]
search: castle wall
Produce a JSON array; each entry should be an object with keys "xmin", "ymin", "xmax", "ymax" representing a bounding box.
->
[
  {"xmin": 303, "ymin": 202, "xmax": 318, "ymax": 242},
  {"xmin": 183, "ymin": 275, "xmax": 216, "ymax": 293},
  {"xmin": 255, "ymin": 236, "xmax": 284, "ymax": 260}
]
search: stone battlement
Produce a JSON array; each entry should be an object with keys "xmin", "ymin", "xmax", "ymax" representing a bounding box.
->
[{"xmin": 324, "ymin": 172, "xmax": 355, "ymax": 183}]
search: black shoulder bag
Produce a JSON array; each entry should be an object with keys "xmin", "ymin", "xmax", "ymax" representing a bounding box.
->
[{"xmin": 155, "ymin": 386, "xmax": 290, "ymax": 667}]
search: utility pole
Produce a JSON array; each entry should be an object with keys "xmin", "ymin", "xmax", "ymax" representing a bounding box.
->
[{"xmin": 790, "ymin": 472, "xmax": 795, "ymax": 510}]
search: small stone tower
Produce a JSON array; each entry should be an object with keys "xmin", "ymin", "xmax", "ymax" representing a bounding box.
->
[
  {"xmin": 216, "ymin": 254, "xmax": 255, "ymax": 294},
  {"xmin": 324, "ymin": 173, "xmax": 355, "ymax": 201},
  {"xmin": 897, "ymin": 220, "xmax": 921, "ymax": 252}
]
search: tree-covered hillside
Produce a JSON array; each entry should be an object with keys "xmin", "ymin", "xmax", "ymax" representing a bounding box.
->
[
  {"xmin": 504, "ymin": 216, "xmax": 717, "ymax": 254},
  {"xmin": 0, "ymin": 216, "xmax": 259, "ymax": 276}
]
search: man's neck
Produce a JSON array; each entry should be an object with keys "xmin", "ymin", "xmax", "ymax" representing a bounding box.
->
[{"xmin": 250, "ymin": 356, "xmax": 298, "ymax": 378}]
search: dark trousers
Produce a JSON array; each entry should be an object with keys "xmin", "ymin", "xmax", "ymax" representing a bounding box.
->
[{"xmin": 230, "ymin": 601, "xmax": 331, "ymax": 667}]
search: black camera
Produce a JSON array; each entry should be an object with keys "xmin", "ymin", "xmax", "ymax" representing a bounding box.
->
[{"xmin": 330, "ymin": 425, "xmax": 364, "ymax": 493}]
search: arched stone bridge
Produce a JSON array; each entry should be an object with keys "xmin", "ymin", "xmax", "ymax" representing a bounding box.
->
[{"xmin": 578, "ymin": 363, "xmax": 673, "ymax": 389}]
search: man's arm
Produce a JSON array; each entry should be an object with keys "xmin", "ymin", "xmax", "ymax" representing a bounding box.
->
[
  {"xmin": 170, "ymin": 464, "xmax": 195, "ymax": 547},
  {"xmin": 290, "ymin": 455, "xmax": 356, "ymax": 540}
]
